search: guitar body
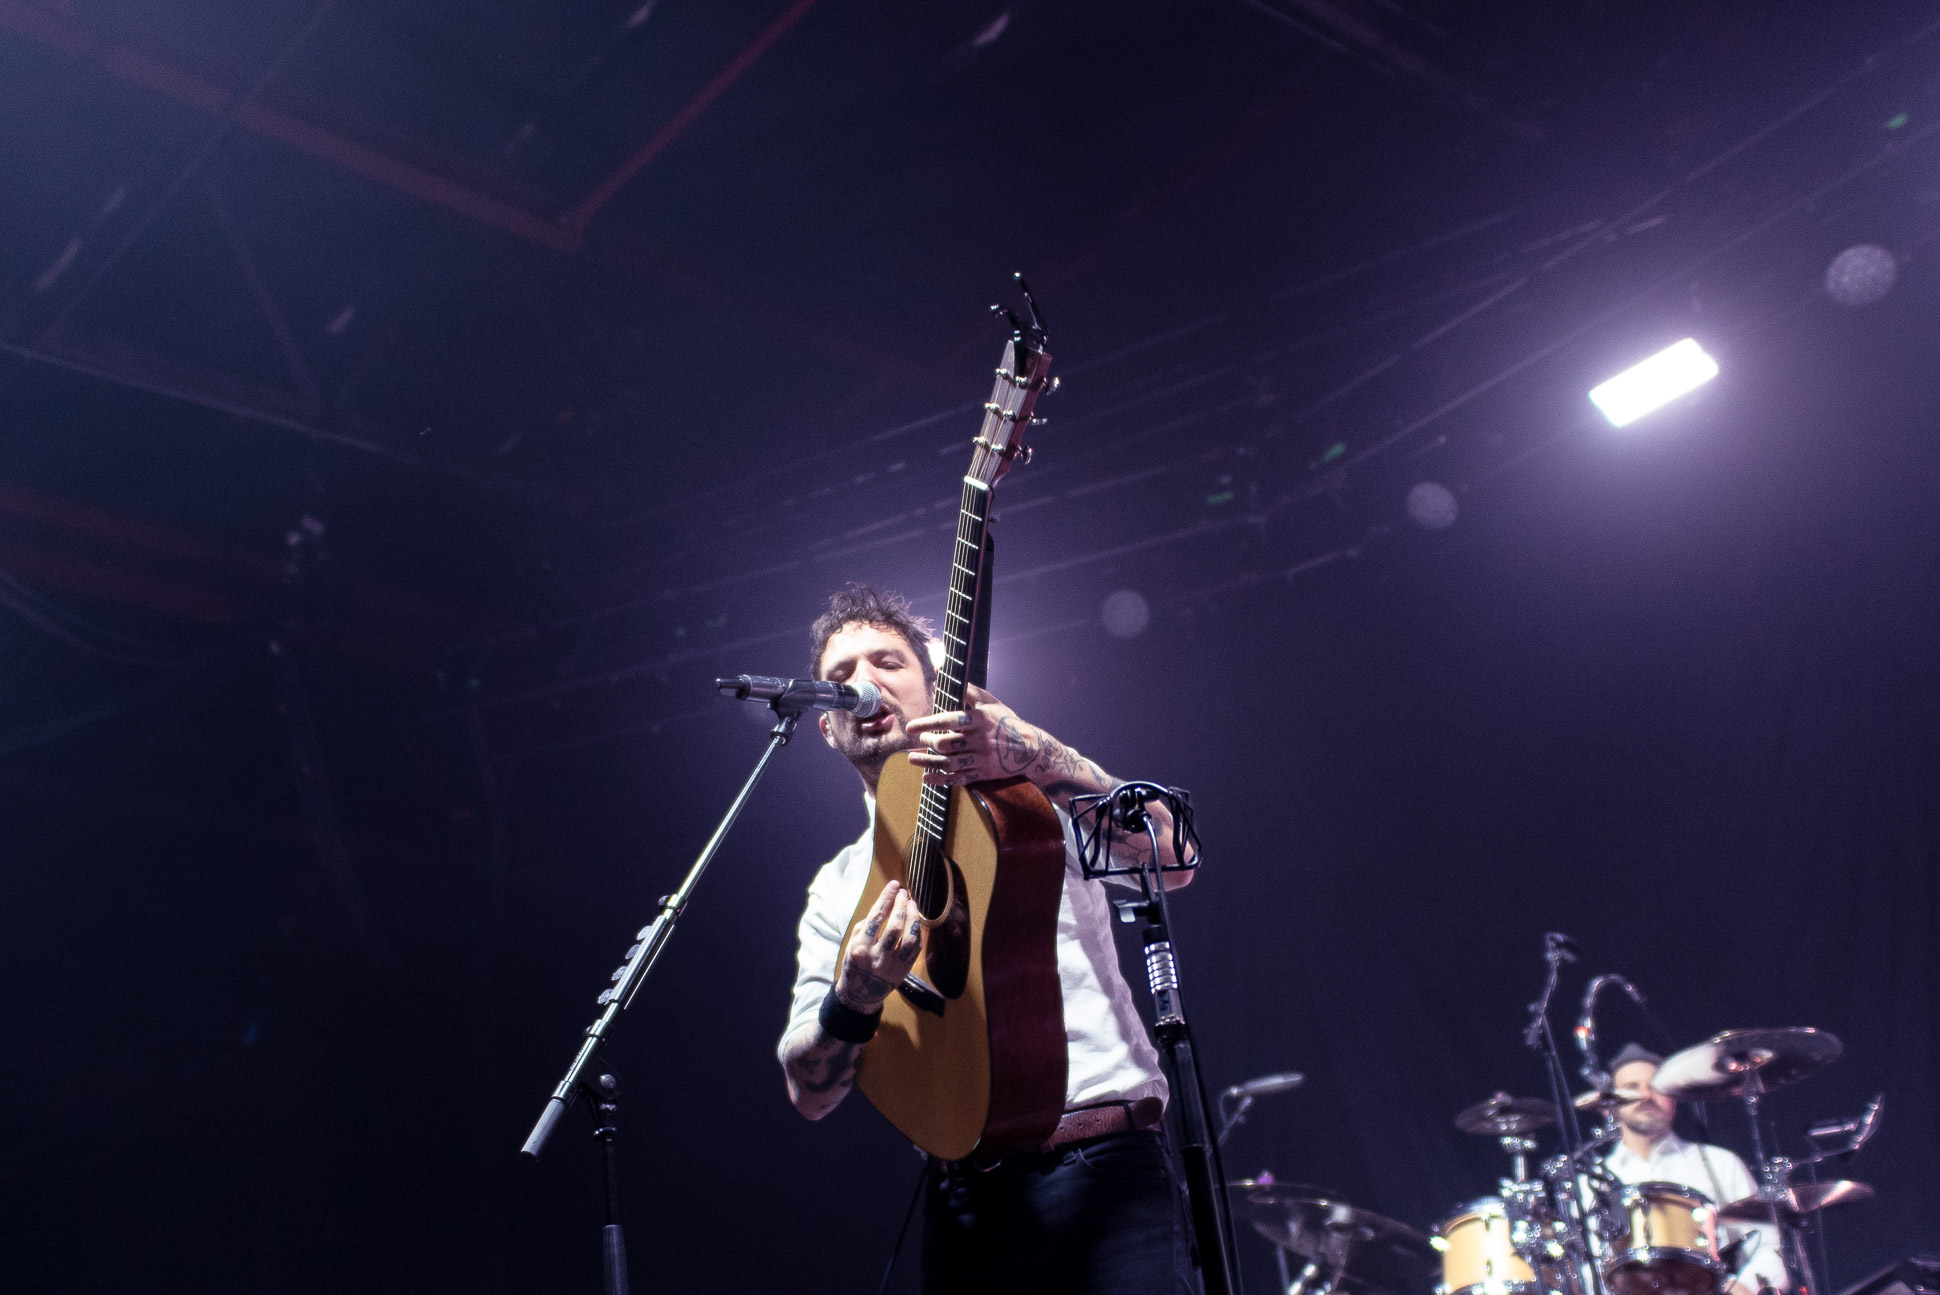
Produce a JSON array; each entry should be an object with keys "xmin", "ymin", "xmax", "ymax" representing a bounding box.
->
[{"xmin": 846, "ymin": 750, "xmax": 1068, "ymax": 1161}]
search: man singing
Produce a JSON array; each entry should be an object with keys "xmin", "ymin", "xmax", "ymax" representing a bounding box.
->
[
  {"xmin": 1603, "ymin": 1044, "xmax": 1790, "ymax": 1293},
  {"xmin": 777, "ymin": 586, "xmax": 1194, "ymax": 1294}
]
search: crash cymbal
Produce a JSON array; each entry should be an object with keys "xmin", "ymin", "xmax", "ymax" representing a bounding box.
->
[
  {"xmin": 1652, "ymin": 1029, "xmax": 1843, "ymax": 1101},
  {"xmin": 1573, "ymin": 1087, "xmax": 1648, "ymax": 1111},
  {"xmin": 1715, "ymin": 1180, "xmax": 1874, "ymax": 1225},
  {"xmin": 1456, "ymin": 1092, "xmax": 1556, "ymax": 1137},
  {"xmin": 1239, "ymin": 1189, "xmax": 1439, "ymax": 1295}
]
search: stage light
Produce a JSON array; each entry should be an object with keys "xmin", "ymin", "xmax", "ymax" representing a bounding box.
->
[
  {"xmin": 1101, "ymin": 589, "xmax": 1151, "ymax": 639},
  {"xmin": 1588, "ymin": 339, "xmax": 1718, "ymax": 428},
  {"xmin": 1406, "ymin": 482, "xmax": 1458, "ymax": 530},
  {"xmin": 1824, "ymin": 244, "xmax": 1896, "ymax": 306}
]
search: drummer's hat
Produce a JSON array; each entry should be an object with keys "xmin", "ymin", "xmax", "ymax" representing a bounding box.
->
[{"xmin": 1609, "ymin": 1042, "xmax": 1663, "ymax": 1070}]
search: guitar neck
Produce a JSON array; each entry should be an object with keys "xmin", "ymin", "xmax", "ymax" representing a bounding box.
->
[{"xmin": 910, "ymin": 336, "xmax": 1052, "ymax": 866}]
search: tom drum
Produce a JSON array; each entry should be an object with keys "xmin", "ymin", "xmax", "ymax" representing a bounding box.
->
[
  {"xmin": 1437, "ymin": 1199, "xmax": 1539, "ymax": 1295},
  {"xmin": 1601, "ymin": 1182, "xmax": 1722, "ymax": 1295}
]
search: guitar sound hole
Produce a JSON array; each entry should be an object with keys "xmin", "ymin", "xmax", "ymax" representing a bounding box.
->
[{"xmin": 921, "ymin": 858, "xmax": 970, "ymax": 1001}]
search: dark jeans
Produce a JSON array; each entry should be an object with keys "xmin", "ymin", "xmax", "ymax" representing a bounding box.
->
[{"xmin": 921, "ymin": 1130, "xmax": 1189, "ymax": 1295}]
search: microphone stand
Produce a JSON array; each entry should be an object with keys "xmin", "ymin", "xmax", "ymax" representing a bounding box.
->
[
  {"xmin": 1071, "ymin": 784, "xmax": 1241, "ymax": 1295},
  {"xmin": 1523, "ymin": 934, "xmax": 1609, "ymax": 1295},
  {"xmin": 519, "ymin": 700, "xmax": 811, "ymax": 1293}
]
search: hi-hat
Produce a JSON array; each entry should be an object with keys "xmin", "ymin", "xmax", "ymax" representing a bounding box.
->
[
  {"xmin": 1238, "ymin": 1188, "xmax": 1438, "ymax": 1295},
  {"xmin": 1455, "ymin": 1092, "xmax": 1556, "ymax": 1136},
  {"xmin": 1652, "ymin": 1029, "xmax": 1842, "ymax": 1101},
  {"xmin": 1715, "ymin": 1180, "xmax": 1873, "ymax": 1226}
]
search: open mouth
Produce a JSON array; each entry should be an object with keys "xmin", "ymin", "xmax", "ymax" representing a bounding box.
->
[{"xmin": 854, "ymin": 709, "xmax": 895, "ymax": 737}]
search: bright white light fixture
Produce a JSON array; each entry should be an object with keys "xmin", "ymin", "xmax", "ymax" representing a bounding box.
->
[{"xmin": 1588, "ymin": 338, "xmax": 1719, "ymax": 427}]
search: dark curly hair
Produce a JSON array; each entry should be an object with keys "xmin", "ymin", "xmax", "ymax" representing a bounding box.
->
[{"xmin": 808, "ymin": 585, "xmax": 936, "ymax": 692}]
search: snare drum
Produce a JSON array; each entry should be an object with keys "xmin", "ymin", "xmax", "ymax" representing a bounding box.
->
[
  {"xmin": 1601, "ymin": 1182, "xmax": 1722, "ymax": 1295},
  {"xmin": 1436, "ymin": 1198, "xmax": 1538, "ymax": 1295}
]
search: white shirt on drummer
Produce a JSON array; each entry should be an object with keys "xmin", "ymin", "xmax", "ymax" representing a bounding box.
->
[
  {"xmin": 778, "ymin": 795, "xmax": 1169, "ymax": 1113},
  {"xmin": 1605, "ymin": 1133, "xmax": 1789, "ymax": 1291}
]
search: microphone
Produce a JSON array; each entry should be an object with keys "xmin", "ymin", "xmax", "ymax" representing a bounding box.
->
[
  {"xmin": 716, "ymin": 675, "xmax": 882, "ymax": 718},
  {"xmin": 1221, "ymin": 1072, "xmax": 1305, "ymax": 1101},
  {"xmin": 1809, "ymin": 1094, "xmax": 1884, "ymax": 1147}
]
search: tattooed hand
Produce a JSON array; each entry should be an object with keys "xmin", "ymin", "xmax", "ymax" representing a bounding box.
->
[
  {"xmin": 907, "ymin": 685, "xmax": 1057, "ymax": 788},
  {"xmin": 835, "ymin": 880, "xmax": 923, "ymax": 1012},
  {"xmin": 905, "ymin": 685, "xmax": 1196, "ymax": 887}
]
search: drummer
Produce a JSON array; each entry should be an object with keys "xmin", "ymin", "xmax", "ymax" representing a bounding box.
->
[{"xmin": 1603, "ymin": 1044, "xmax": 1789, "ymax": 1293}]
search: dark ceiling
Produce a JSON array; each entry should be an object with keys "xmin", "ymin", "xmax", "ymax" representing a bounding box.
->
[{"xmin": 2, "ymin": 1, "xmax": 1937, "ymax": 1292}]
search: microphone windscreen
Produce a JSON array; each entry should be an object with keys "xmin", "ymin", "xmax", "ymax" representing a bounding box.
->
[{"xmin": 851, "ymin": 681, "xmax": 882, "ymax": 718}]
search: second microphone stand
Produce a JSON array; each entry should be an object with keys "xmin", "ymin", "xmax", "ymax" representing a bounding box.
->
[{"xmin": 1072, "ymin": 783, "xmax": 1240, "ymax": 1295}]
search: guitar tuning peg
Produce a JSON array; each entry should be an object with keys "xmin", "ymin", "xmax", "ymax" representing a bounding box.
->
[
  {"xmin": 1047, "ymin": 376, "xmax": 1061, "ymax": 394},
  {"xmin": 1030, "ymin": 416, "xmax": 1047, "ymax": 426},
  {"xmin": 1020, "ymin": 446, "xmax": 1034, "ymax": 464}
]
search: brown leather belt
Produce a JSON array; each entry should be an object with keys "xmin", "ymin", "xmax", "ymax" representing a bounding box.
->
[{"xmin": 1042, "ymin": 1096, "xmax": 1165, "ymax": 1151}]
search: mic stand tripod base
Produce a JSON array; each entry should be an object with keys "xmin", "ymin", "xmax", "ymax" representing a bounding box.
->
[{"xmin": 583, "ymin": 1071, "xmax": 629, "ymax": 1295}]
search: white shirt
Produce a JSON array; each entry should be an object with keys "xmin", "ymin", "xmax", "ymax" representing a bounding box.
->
[
  {"xmin": 779, "ymin": 797, "xmax": 1168, "ymax": 1113},
  {"xmin": 1605, "ymin": 1133, "xmax": 1789, "ymax": 1291}
]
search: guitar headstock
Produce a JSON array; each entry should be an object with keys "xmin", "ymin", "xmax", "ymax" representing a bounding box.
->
[{"xmin": 968, "ymin": 275, "xmax": 1055, "ymax": 490}]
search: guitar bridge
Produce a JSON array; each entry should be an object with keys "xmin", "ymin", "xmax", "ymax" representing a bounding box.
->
[{"xmin": 897, "ymin": 974, "xmax": 946, "ymax": 1017}]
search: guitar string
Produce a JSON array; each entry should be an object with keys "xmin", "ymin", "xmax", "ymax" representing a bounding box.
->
[
  {"xmin": 911, "ymin": 468, "xmax": 981, "ymax": 913},
  {"xmin": 907, "ymin": 346, "xmax": 1040, "ymax": 918}
]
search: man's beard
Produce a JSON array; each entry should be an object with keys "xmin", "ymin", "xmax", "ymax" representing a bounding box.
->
[
  {"xmin": 1619, "ymin": 1104, "xmax": 1673, "ymax": 1139},
  {"xmin": 827, "ymin": 709, "xmax": 914, "ymax": 779}
]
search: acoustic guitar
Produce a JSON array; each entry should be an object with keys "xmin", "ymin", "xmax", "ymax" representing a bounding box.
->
[{"xmin": 843, "ymin": 305, "xmax": 1067, "ymax": 1162}]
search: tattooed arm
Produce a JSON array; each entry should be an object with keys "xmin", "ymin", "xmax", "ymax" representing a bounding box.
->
[
  {"xmin": 905, "ymin": 685, "xmax": 1196, "ymax": 887},
  {"xmin": 781, "ymin": 879, "xmax": 923, "ymax": 1118},
  {"xmin": 780, "ymin": 1026, "xmax": 865, "ymax": 1120}
]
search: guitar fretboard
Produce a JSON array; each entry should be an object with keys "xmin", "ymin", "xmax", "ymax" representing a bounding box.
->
[
  {"xmin": 908, "ymin": 471, "xmax": 991, "ymax": 917},
  {"xmin": 901, "ymin": 334, "xmax": 1049, "ymax": 921}
]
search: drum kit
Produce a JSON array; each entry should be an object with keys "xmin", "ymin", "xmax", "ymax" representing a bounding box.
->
[{"xmin": 1230, "ymin": 1027, "xmax": 1884, "ymax": 1295}]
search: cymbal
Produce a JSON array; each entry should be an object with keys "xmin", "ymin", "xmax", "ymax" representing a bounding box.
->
[
  {"xmin": 1456, "ymin": 1092, "xmax": 1556, "ymax": 1136},
  {"xmin": 1652, "ymin": 1029, "xmax": 1843, "ymax": 1101},
  {"xmin": 1574, "ymin": 1087, "xmax": 1648, "ymax": 1111},
  {"xmin": 1715, "ymin": 1180, "xmax": 1874, "ymax": 1225},
  {"xmin": 1238, "ymin": 1188, "xmax": 1439, "ymax": 1295}
]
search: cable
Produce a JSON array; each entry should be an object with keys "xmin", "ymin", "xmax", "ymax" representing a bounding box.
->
[{"xmin": 876, "ymin": 1158, "xmax": 931, "ymax": 1295}]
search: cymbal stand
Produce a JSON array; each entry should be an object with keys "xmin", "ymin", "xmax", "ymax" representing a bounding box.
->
[
  {"xmin": 1735, "ymin": 1067, "xmax": 1815, "ymax": 1295},
  {"xmin": 1501, "ymin": 1134, "xmax": 1538, "ymax": 1184}
]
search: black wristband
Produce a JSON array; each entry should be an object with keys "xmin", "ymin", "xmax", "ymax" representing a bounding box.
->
[{"xmin": 819, "ymin": 987, "xmax": 882, "ymax": 1044}]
